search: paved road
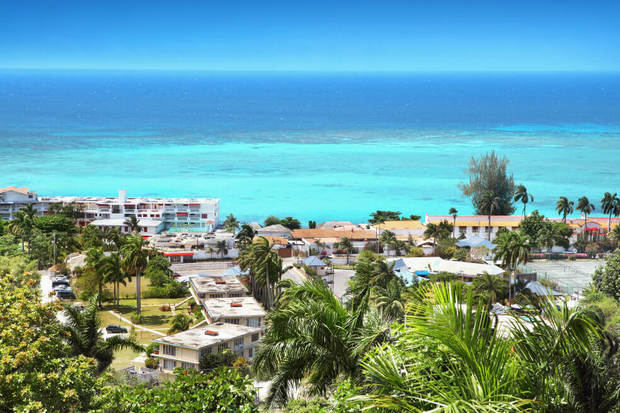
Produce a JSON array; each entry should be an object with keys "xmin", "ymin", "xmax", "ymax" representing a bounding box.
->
[
  {"xmin": 333, "ymin": 269, "xmax": 355, "ymax": 300},
  {"xmin": 281, "ymin": 258, "xmax": 307, "ymax": 284}
]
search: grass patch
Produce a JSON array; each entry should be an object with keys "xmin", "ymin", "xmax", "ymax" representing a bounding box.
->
[{"xmin": 110, "ymin": 347, "xmax": 143, "ymax": 371}]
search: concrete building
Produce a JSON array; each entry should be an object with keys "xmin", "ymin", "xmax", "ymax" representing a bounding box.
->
[
  {"xmin": 200, "ymin": 297, "xmax": 266, "ymax": 328},
  {"xmin": 189, "ymin": 275, "xmax": 248, "ymax": 299},
  {"xmin": 425, "ymin": 214, "xmax": 522, "ymax": 241},
  {"xmin": 0, "ymin": 186, "xmax": 39, "ymax": 220},
  {"xmin": 90, "ymin": 218, "xmax": 164, "ymax": 237},
  {"xmin": 291, "ymin": 228, "xmax": 377, "ymax": 256},
  {"xmin": 375, "ymin": 220, "xmax": 426, "ymax": 239},
  {"xmin": 39, "ymin": 189, "xmax": 219, "ymax": 233},
  {"xmin": 255, "ymin": 224, "xmax": 293, "ymax": 239},
  {"xmin": 152, "ymin": 323, "xmax": 263, "ymax": 372}
]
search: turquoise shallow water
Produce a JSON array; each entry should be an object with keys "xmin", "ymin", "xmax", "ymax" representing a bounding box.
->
[{"xmin": 0, "ymin": 71, "xmax": 619, "ymax": 224}]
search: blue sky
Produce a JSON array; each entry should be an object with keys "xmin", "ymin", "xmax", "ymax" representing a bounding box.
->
[{"xmin": 1, "ymin": 0, "xmax": 619, "ymax": 71}]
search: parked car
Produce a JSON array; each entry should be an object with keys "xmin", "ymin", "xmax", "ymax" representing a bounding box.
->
[
  {"xmin": 173, "ymin": 273, "xmax": 182, "ymax": 278},
  {"xmin": 56, "ymin": 288, "xmax": 76, "ymax": 300},
  {"xmin": 105, "ymin": 325, "xmax": 128, "ymax": 334},
  {"xmin": 52, "ymin": 280, "xmax": 70, "ymax": 288}
]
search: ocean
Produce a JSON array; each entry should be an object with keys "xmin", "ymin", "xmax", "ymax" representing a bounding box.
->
[{"xmin": 0, "ymin": 70, "xmax": 619, "ymax": 224}]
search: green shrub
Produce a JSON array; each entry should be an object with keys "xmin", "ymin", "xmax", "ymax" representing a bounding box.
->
[
  {"xmin": 452, "ymin": 248, "xmax": 469, "ymax": 262},
  {"xmin": 130, "ymin": 312, "xmax": 144, "ymax": 324},
  {"xmin": 406, "ymin": 247, "xmax": 424, "ymax": 257},
  {"xmin": 144, "ymin": 357, "xmax": 158, "ymax": 369},
  {"xmin": 199, "ymin": 349, "xmax": 237, "ymax": 371}
]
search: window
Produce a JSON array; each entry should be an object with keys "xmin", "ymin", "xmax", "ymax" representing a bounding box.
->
[
  {"xmin": 210, "ymin": 293, "xmax": 224, "ymax": 299},
  {"xmin": 247, "ymin": 318, "xmax": 260, "ymax": 327},
  {"xmin": 202, "ymin": 214, "xmax": 208, "ymax": 218},
  {"xmin": 224, "ymin": 318, "xmax": 240, "ymax": 325},
  {"xmin": 200, "ymin": 347, "xmax": 212, "ymax": 358},
  {"xmin": 459, "ymin": 226, "xmax": 466, "ymax": 233},
  {"xmin": 162, "ymin": 345, "xmax": 176, "ymax": 356},
  {"xmin": 472, "ymin": 226, "xmax": 479, "ymax": 234},
  {"xmin": 247, "ymin": 348, "xmax": 253, "ymax": 358},
  {"xmin": 229, "ymin": 293, "xmax": 242, "ymax": 298},
  {"xmin": 163, "ymin": 359, "xmax": 176, "ymax": 370},
  {"xmin": 218, "ymin": 343, "xmax": 228, "ymax": 352},
  {"xmin": 181, "ymin": 362, "xmax": 195, "ymax": 370},
  {"xmin": 251, "ymin": 333, "xmax": 259, "ymax": 342},
  {"xmin": 234, "ymin": 337, "xmax": 244, "ymax": 346}
]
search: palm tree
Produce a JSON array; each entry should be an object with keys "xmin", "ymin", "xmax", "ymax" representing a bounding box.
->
[
  {"xmin": 223, "ymin": 213, "xmax": 240, "ymax": 233},
  {"xmin": 472, "ymin": 272, "xmax": 507, "ymax": 306},
  {"xmin": 168, "ymin": 313, "xmax": 193, "ymax": 334},
  {"xmin": 556, "ymin": 196, "xmax": 574, "ymax": 223},
  {"xmin": 379, "ymin": 230, "xmax": 396, "ymax": 256},
  {"xmin": 611, "ymin": 226, "xmax": 620, "ymax": 244},
  {"xmin": 479, "ymin": 191, "xmax": 500, "ymax": 241},
  {"xmin": 21, "ymin": 203, "xmax": 37, "ymax": 221},
  {"xmin": 63, "ymin": 295, "xmax": 144, "ymax": 373},
  {"xmin": 449, "ymin": 207, "xmax": 458, "ymax": 238},
  {"xmin": 85, "ymin": 247, "xmax": 105, "ymax": 307},
  {"xmin": 370, "ymin": 260, "xmax": 398, "ymax": 289},
  {"xmin": 121, "ymin": 235, "xmax": 149, "ymax": 315},
  {"xmin": 101, "ymin": 252, "xmax": 127, "ymax": 307},
  {"xmin": 123, "ymin": 215, "xmax": 141, "ymax": 233},
  {"xmin": 7, "ymin": 211, "xmax": 30, "ymax": 251},
  {"xmin": 235, "ymin": 223, "xmax": 255, "ymax": 248},
  {"xmin": 253, "ymin": 279, "xmax": 391, "ymax": 406},
  {"xmin": 374, "ymin": 278, "xmax": 405, "ymax": 321},
  {"xmin": 313, "ymin": 240, "xmax": 326, "ymax": 255},
  {"xmin": 238, "ymin": 237, "xmax": 291, "ymax": 309},
  {"xmin": 577, "ymin": 196, "xmax": 595, "ymax": 241},
  {"xmin": 601, "ymin": 192, "xmax": 619, "ymax": 233},
  {"xmin": 493, "ymin": 231, "xmax": 531, "ymax": 303},
  {"xmin": 423, "ymin": 223, "xmax": 440, "ymax": 247},
  {"xmin": 335, "ymin": 237, "xmax": 353, "ymax": 264},
  {"xmin": 513, "ymin": 184, "xmax": 534, "ymax": 217},
  {"xmin": 102, "ymin": 226, "xmax": 123, "ymax": 251},
  {"xmin": 215, "ymin": 240, "xmax": 228, "ymax": 258}
]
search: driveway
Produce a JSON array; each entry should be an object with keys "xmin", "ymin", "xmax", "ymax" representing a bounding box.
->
[{"xmin": 39, "ymin": 270, "xmax": 57, "ymax": 304}]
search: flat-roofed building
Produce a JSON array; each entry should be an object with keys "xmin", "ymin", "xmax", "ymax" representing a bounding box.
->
[
  {"xmin": 0, "ymin": 186, "xmax": 39, "ymax": 220},
  {"xmin": 39, "ymin": 189, "xmax": 219, "ymax": 233},
  {"xmin": 291, "ymin": 228, "xmax": 377, "ymax": 256},
  {"xmin": 189, "ymin": 275, "xmax": 248, "ymax": 299},
  {"xmin": 201, "ymin": 297, "xmax": 266, "ymax": 328},
  {"xmin": 152, "ymin": 322, "xmax": 263, "ymax": 372},
  {"xmin": 425, "ymin": 214, "xmax": 523, "ymax": 241},
  {"xmin": 90, "ymin": 218, "xmax": 164, "ymax": 236}
]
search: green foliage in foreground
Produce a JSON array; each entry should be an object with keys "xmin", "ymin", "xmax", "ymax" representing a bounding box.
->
[
  {"xmin": 592, "ymin": 249, "xmax": 620, "ymax": 300},
  {"xmin": 94, "ymin": 367, "xmax": 258, "ymax": 413}
]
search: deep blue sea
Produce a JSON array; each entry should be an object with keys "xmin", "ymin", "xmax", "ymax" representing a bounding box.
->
[{"xmin": 0, "ymin": 70, "xmax": 619, "ymax": 224}]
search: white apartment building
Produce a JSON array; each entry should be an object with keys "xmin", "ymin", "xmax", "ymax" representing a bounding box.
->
[
  {"xmin": 153, "ymin": 323, "xmax": 263, "ymax": 372},
  {"xmin": 0, "ymin": 186, "xmax": 39, "ymax": 220},
  {"xmin": 38, "ymin": 189, "xmax": 219, "ymax": 234}
]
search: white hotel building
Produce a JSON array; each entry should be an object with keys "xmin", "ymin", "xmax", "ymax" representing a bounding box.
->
[{"xmin": 1, "ymin": 187, "xmax": 219, "ymax": 235}]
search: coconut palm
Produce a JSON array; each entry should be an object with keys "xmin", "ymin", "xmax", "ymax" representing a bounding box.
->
[
  {"xmin": 472, "ymin": 272, "xmax": 508, "ymax": 306},
  {"xmin": 493, "ymin": 231, "xmax": 531, "ymax": 302},
  {"xmin": 601, "ymin": 192, "xmax": 619, "ymax": 233},
  {"xmin": 513, "ymin": 184, "xmax": 534, "ymax": 217},
  {"xmin": 252, "ymin": 279, "xmax": 391, "ymax": 406},
  {"xmin": 222, "ymin": 213, "xmax": 240, "ymax": 233},
  {"xmin": 370, "ymin": 260, "xmax": 398, "ymax": 289},
  {"xmin": 85, "ymin": 247, "xmax": 105, "ymax": 307},
  {"xmin": 449, "ymin": 207, "xmax": 458, "ymax": 238},
  {"xmin": 313, "ymin": 240, "xmax": 326, "ymax": 255},
  {"xmin": 123, "ymin": 215, "xmax": 141, "ymax": 233},
  {"xmin": 63, "ymin": 295, "xmax": 143, "ymax": 373},
  {"xmin": 423, "ymin": 223, "xmax": 441, "ymax": 247},
  {"xmin": 577, "ymin": 196, "xmax": 595, "ymax": 241},
  {"xmin": 168, "ymin": 313, "xmax": 193, "ymax": 334},
  {"xmin": 374, "ymin": 278, "xmax": 405, "ymax": 321},
  {"xmin": 102, "ymin": 226, "xmax": 123, "ymax": 251},
  {"xmin": 360, "ymin": 282, "xmax": 526, "ymax": 412},
  {"xmin": 479, "ymin": 191, "xmax": 501, "ymax": 240},
  {"xmin": 121, "ymin": 235, "xmax": 149, "ymax": 315},
  {"xmin": 556, "ymin": 196, "xmax": 574, "ymax": 223},
  {"xmin": 379, "ymin": 230, "xmax": 396, "ymax": 256},
  {"xmin": 100, "ymin": 252, "xmax": 127, "ymax": 307},
  {"xmin": 215, "ymin": 240, "xmax": 228, "ymax": 258},
  {"xmin": 21, "ymin": 203, "xmax": 37, "ymax": 221},
  {"xmin": 336, "ymin": 237, "xmax": 353, "ymax": 264},
  {"xmin": 235, "ymin": 223, "xmax": 255, "ymax": 247},
  {"xmin": 611, "ymin": 226, "xmax": 620, "ymax": 243},
  {"xmin": 7, "ymin": 211, "xmax": 30, "ymax": 251}
]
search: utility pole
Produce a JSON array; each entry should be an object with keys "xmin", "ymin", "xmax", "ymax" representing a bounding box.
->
[{"xmin": 52, "ymin": 232, "xmax": 57, "ymax": 265}]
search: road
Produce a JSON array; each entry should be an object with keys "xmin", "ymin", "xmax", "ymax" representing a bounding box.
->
[
  {"xmin": 281, "ymin": 258, "xmax": 307, "ymax": 284},
  {"xmin": 333, "ymin": 269, "xmax": 355, "ymax": 300}
]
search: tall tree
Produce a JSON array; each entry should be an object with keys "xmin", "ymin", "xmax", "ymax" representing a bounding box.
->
[
  {"xmin": 379, "ymin": 230, "xmax": 396, "ymax": 256},
  {"xmin": 101, "ymin": 252, "xmax": 127, "ymax": 307},
  {"xmin": 123, "ymin": 215, "xmax": 141, "ymax": 233},
  {"xmin": 7, "ymin": 211, "xmax": 30, "ymax": 251},
  {"xmin": 577, "ymin": 196, "xmax": 595, "ymax": 241},
  {"xmin": 235, "ymin": 223, "xmax": 255, "ymax": 248},
  {"xmin": 601, "ymin": 192, "xmax": 620, "ymax": 233},
  {"xmin": 459, "ymin": 151, "xmax": 515, "ymax": 215},
  {"xmin": 449, "ymin": 207, "xmax": 458, "ymax": 238},
  {"xmin": 279, "ymin": 216, "xmax": 301, "ymax": 230},
  {"xmin": 223, "ymin": 213, "xmax": 240, "ymax": 233},
  {"xmin": 263, "ymin": 216, "xmax": 281, "ymax": 226},
  {"xmin": 253, "ymin": 279, "xmax": 390, "ymax": 406},
  {"xmin": 369, "ymin": 210, "xmax": 401, "ymax": 224},
  {"xmin": 513, "ymin": 184, "xmax": 534, "ymax": 216},
  {"xmin": 63, "ymin": 295, "xmax": 143, "ymax": 373},
  {"xmin": 478, "ymin": 191, "xmax": 500, "ymax": 240},
  {"xmin": 85, "ymin": 247, "xmax": 105, "ymax": 307},
  {"xmin": 121, "ymin": 235, "xmax": 149, "ymax": 315},
  {"xmin": 493, "ymin": 231, "xmax": 531, "ymax": 302},
  {"xmin": 215, "ymin": 240, "xmax": 228, "ymax": 258},
  {"xmin": 472, "ymin": 272, "xmax": 508, "ymax": 306},
  {"xmin": 556, "ymin": 196, "xmax": 574, "ymax": 223},
  {"xmin": 336, "ymin": 237, "xmax": 353, "ymax": 264}
]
